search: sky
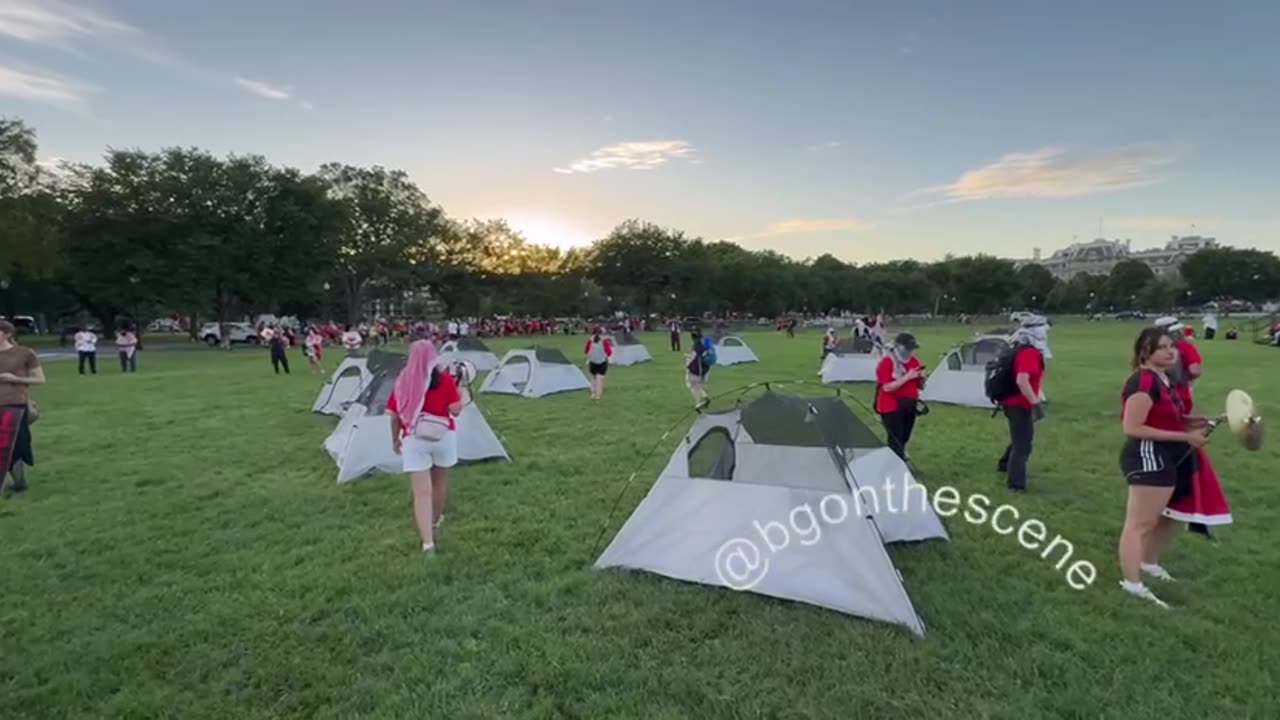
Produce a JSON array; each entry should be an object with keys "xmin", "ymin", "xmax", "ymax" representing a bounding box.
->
[{"xmin": 3, "ymin": 0, "xmax": 1278, "ymax": 262}]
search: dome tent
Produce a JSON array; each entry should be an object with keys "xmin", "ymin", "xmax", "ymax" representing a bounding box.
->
[
  {"xmin": 607, "ymin": 332, "xmax": 653, "ymax": 366},
  {"xmin": 918, "ymin": 335, "xmax": 1045, "ymax": 408},
  {"xmin": 596, "ymin": 390, "xmax": 947, "ymax": 636},
  {"xmin": 819, "ymin": 336, "xmax": 884, "ymax": 384},
  {"xmin": 478, "ymin": 346, "xmax": 591, "ymax": 398},
  {"xmin": 714, "ymin": 335, "xmax": 759, "ymax": 365},
  {"xmin": 440, "ymin": 336, "xmax": 500, "ymax": 372}
]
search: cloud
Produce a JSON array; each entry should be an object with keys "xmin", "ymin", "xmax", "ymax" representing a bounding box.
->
[
  {"xmin": 554, "ymin": 140, "xmax": 694, "ymax": 174},
  {"xmin": 1109, "ymin": 215, "xmax": 1214, "ymax": 232},
  {"xmin": 920, "ymin": 143, "xmax": 1173, "ymax": 202},
  {"xmin": 729, "ymin": 217, "xmax": 873, "ymax": 242},
  {"xmin": 234, "ymin": 76, "xmax": 292, "ymax": 101},
  {"xmin": 0, "ymin": 0, "xmax": 136, "ymax": 46},
  {"xmin": 0, "ymin": 62, "xmax": 95, "ymax": 106},
  {"xmin": 805, "ymin": 141, "xmax": 842, "ymax": 151}
]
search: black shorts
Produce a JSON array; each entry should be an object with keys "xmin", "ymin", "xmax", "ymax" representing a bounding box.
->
[
  {"xmin": 0, "ymin": 404, "xmax": 34, "ymax": 470},
  {"xmin": 588, "ymin": 362, "xmax": 608, "ymax": 376},
  {"xmin": 1121, "ymin": 439, "xmax": 1193, "ymax": 499}
]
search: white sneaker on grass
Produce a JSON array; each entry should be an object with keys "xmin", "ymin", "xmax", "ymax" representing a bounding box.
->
[
  {"xmin": 421, "ymin": 543, "xmax": 436, "ymax": 557},
  {"xmin": 434, "ymin": 514, "xmax": 444, "ymax": 529},
  {"xmin": 1142, "ymin": 563, "xmax": 1176, "ymax": 582},
  {"xmin": 1119, "ymin": 580, "xmax": 1169, "ymax": 608}
]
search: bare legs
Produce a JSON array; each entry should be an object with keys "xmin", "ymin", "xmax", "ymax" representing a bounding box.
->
[
  {"xmin": 412, "ymin": 467, "xmax": 449, "ymax": 550},
  {"xmin": 1118, "ymin": 485, "xmax": 1176, "ymax": 583},
  {"xmin": 589, "ymin": 373, "xmax": 606, "ymax": 399},
  {"xmin": 431, "ymin": 466, "xmax": 448, "ymax": 527}
]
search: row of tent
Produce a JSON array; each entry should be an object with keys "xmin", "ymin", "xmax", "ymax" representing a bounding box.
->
[
  {"xmin": 313, "ymin": 333, "xmax": 764, "ymax": 482},
  {"xmin": 819, "ymin": 333, "xmax": 1044, "ymax": 407},
  {"xmin": 309, "ymin": 333, "xmax": 953, "ymax": 636}
]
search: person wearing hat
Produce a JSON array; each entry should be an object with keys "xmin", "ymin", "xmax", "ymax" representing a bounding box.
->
[
  {"xmin": 875, "ymin": 333, "xmax": 925, "ymax": 462},
  {"xmin": 997, "ymin": 325, "xmax": 1045, "ymax": 491},
  {"xmin": 1153, "ymin": 317, "xmax": 1201, "ymax": 414}
]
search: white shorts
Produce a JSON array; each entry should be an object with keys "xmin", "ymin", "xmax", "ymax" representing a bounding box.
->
[{"xmin": 402, "ymin": 430, "xmax": 458, "ymax": 472}]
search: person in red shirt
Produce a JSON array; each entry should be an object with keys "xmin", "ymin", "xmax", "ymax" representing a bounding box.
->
[
  {"xmin": 1153, "ymin": 317, "xmax": 1202, "ymax": 413},
  {"xmin": 997, "ymin": 328, "xmax": 1045, "ymax": 491},
  {"xmin": 584, "ymin": 328, "xmax": 614, "ymax": 399},
  {"xmin": 875, "ymin": 333, "xmax": 925, "ymax": 462},
  {"xmin": 386, "ymin": 340, "xmax": 463, "ymax": 556},
  {"xmin": 1117, "ymin": 327, "xmax": 1209, "ymax": 608}
]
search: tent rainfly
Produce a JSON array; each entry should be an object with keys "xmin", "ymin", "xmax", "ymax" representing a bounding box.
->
[
  {"xmin": 819, "ymin": 337, "xmax": 884, "ymax": 384},
  {"xmin": 607, "ymin": 332, "xmax": 653, "ymax": 366},
  {"xmin": 714, "ymin": 335, "xmax": 759, "ymax": 365},
  {"xmin": 324, "ymin": 355, "xmax": 509, "ymax": 483},
  {"xmin": 918, "ymin": 335, "xmax": 1046, "ymax": 408},
  {"xmin": 440, "ymin": 336, "xmax": 500, "ymax": 372},
  {"xmin": 478, "ymin": 347, "xmax": 591, "ymax": 398},
  {"xmin": 311, "ymin": 351, "xmax": 393, "ymax": 415},
  {"xmin": 596, "ymin": 391, "xmax": 947, "ymax": 636}
]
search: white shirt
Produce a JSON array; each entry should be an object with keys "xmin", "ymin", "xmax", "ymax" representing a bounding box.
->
[
  {"xmin": 1202, "ymin": 314, "xmax": 1218, "ymax": 330},
  {"xmin": 460, "ymin": 322, "xmax": 470, "ymax": 336},
  {"xmin": 74, "ymin": 331, "xmax": 98, "ymax": 352},
  {"xmin": 341, "ymin": 331, "xmax": 362, "ymax": 349},
  {"xmin": 447, "ymin": 321, "xmax": 459, "ymax": 335},
  {"xmin": 261, "ymin": 327, "xmax": 276, "ymax": 341}
]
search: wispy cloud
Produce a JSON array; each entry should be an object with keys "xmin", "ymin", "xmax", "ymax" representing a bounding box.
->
[
  {"xmin": 0, "ymin": 0, "xmax": 136, "ymax": 46},
  {"xmin": 729, "ymin": 217, "xmax": 873, "ymax": 242},
  {"xmin": 805, "ymin": 141, "xmax": 842, "ymax": 152},
  {"xmin": 1109, "ymin": 215, "xmax": 1214, "ymax": 232},
  {"xmin": 234, "ymin": 76, "xmax": 292, "ymax": 101},
  {"xmin": 919, "ymin": 143, "xmax": 1174, "ymax": 202},
  {"xmin": 0, "ymin": 61, "xmax": 95, "ymax": 106},
  {"xmin": 554, "ymin": 139, "xmax": 694, "ymax": 174}
]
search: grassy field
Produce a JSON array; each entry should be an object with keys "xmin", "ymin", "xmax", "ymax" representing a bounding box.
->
[{"xmin": 3, "ymin": 322, "xmax": 1278, "ymax": 719}]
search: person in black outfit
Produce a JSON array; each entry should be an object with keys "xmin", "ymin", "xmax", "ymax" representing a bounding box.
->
[{"xmin": 269, "ymin": 328, "xmax": 290, "ymax": 374}]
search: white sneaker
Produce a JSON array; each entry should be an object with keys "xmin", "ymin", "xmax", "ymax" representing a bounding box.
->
[
  {"xmin": 421, "ymin": 543, "xmax": 435, "ymax": 556},
  {"xmin": 1119, "ymin": 580, "xmax": 1169, "ymax": 608},
  {"xmin": 434, "ymin": 514, "xmax": 445, "ymax": 529},
  {"xmin": 1142, "ymin": 563, "xmax": 1176, "ymax": 582}
]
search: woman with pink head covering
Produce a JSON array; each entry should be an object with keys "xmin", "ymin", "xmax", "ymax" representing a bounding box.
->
[{"xmin": 386, "ymin": 340, "xmax": 463, "ymax": 556}]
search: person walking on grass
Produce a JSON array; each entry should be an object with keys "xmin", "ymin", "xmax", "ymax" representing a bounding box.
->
[
  {"xmin": 584, "ymin": 327, "xmax": 613, "ymax": 400},
  {"xmin": 387, "ymin": 340, "xmax": 462, "ymax": 557},
  {"xmin": 304, "ymin": 326, "xmax": 325, "ymax": 374},
  {"xmin": 875, "ymin": 333, "xmax": 925, "ymax": 463},
  {"xmin": 685, "ymin": 330, "xmax": 715, "ymax": 409},
  {"xmin": 115, "ymin": 325, "xmax": 138, "ymax": 372},
  {"xmin": 821, "ymin": 328, "xmax": 839, "ymax": 363},
  {"xmin": 0, "ymin": 320, "xmax": 45, "ymax": 496},
  {"xmin": 268, "ymin": 326, "xmax": 290, "ymax": 374},
  {"xmin": 74, "ymin": 326, "xmax": 98, "ymax": 375},
  {"xmin": 996, "ymin": 325, "xmax": 1044, "ymax": 492},
  {"xmin": 668, "ymin": 317, "xmax": 682, "ymax": 351},
  {"xmin": 1117, "ymin": 327, "xmax": 1209, "ymax": 608}
]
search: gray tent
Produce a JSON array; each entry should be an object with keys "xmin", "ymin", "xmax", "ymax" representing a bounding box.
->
[
  {"xmin": 479, "ymin": 346, "xmax": 591, "ymax": 397},
  {"xmin": 596, "ymin": 391, "xmax": 947, "ymax": 636},
  {"xmin": 440, "ymin": 336, "xmax": 500, "ymax": 372},
  {"xmin": 324, "ymin": 352, "xmax": 509, "ymax": 483},
  {"xmin": 608, "ymin": 332, "xmax": 653, "ymax": 366}
]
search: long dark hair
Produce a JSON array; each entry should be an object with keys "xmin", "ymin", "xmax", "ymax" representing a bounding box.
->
[
  {"xmin": 428, "ymin": 366, "xmax": 442, "ymax": 390},
  {"xmin": 1132, "ymin": 327, "xmax": 1171, "ymax": 370}
]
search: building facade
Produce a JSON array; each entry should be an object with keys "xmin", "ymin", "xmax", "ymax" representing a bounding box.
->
[{"xmin": 1019, "ymin": 235, "xmax": 1218, "ymax": 280}]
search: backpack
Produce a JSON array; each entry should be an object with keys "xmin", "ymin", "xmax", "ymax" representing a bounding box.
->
[
  {"xmin": 984, "ymin": 343, "xmax": 1035, "ymax": 406},
  {"xmin": 703, "ymin": 340, "xmax": 717, "ymax": 366}
]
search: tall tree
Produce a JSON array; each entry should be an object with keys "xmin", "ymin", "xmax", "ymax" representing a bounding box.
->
[
  {"xmin": 1104, "ymin": 259, "xmax": 1156, "ymax": 309},
  {"xmin": 318, "ymin": 164, "xmax": 445, "ymax": 323}
]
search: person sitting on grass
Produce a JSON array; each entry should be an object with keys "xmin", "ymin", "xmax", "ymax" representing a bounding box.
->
[{"xmin": 387, "ymin": 340, "xmax": 463, "ymax": 557}]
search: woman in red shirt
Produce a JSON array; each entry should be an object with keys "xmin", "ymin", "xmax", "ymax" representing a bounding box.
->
[
  {"xmin": 1117, "ymin": 327, "xmax": 1209, "ymax": 608},
  {"xmin": 387, "ymin": 340, "xmax": 463, "ymax": 556},
  {"xmin": 875, "ymin": 333, "xmax": 925, "ymax": 462},
  {"xmin": 584, "ymin": 328, "xmax": 613, "ymax": 400}
]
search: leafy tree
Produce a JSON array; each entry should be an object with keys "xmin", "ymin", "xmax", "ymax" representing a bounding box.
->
[
  {"xmin": 1015, "ymin": 263, "xmax": 1057, "ymax": 310},
  {"xmin": 1180, "ymin": 247, "xmax": 1280, "ymax": 303},
  {"xmin": 318, "ymin": 164, "xmax": 445, "ymax": 323},
  {"xmin": 1104, "ymin": 260, "xmax": 1156, "ymax": 309}
]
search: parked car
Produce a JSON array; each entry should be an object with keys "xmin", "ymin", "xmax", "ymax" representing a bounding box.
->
[
  {"xmin": 0, "ymin": 315, "xmax": 40, "ymax": 334},
  {"xmin": 200, "ymin": 322, "xmax": 260, "ymax": 346},
  {"xmin": 1114, "ymin": 310, "xmax": 1147, "ymax": 320}
]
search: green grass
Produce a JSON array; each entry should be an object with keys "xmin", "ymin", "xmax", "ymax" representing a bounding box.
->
[{"xmin": 3, "ymin": 323, "xmax": 1278, "ymax": 719}]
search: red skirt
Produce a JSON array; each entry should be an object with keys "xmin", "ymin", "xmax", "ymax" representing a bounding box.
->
[{"xmin": 1163, "ymin": 447, "xmax": 1232, "ymax": 526}]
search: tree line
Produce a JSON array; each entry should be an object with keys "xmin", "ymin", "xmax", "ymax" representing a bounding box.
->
[{"xmin": 2, "ymin": 116, "xmax": 1278, "ymax": 333}]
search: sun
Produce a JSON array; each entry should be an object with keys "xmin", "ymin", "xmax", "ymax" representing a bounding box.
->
[{"xmin": 502, "ymin": 212, "xmax": 597, "ymax": 250}]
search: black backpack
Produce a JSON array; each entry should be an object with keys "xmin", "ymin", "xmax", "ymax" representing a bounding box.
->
[{"xmin": 984, "ymin": 343, "xmax": 1039, "ymax": 405}]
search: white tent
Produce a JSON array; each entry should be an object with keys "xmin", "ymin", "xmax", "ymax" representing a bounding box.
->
[
  {"xmin": 311, "ymin": 355, "xmax": 374, "ymax": 415},
  {"xmin": 715, "ymin": 335, "xmax": 759, "ymax": 365},
  {"xmin": 440, "ymin": 336, "xmax": 500, "ymax": 372},
  {"xmin": 919, "ymin": 335, "xmax": 1045, "ymax": 408},
  {"xmin": 819, "ymin": 337, "xmax": 884, "ymax": 384},
  {"xmin": 596, "ymin": 391, "xmax": 947, "ymax": 636},
  {"xmin": 479, "ymin": 347, "xmax": 591, "ymax": 398},
  {"xmin": 324, "ymin": 357, "xmax": 509, "ymax": 484},
  {"xmin": 607, "ymin": 332, "xmax": 653, "ymax": 366}
]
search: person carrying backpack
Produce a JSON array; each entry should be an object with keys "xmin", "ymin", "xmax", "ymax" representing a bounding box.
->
[
  {"xmin": 584, "ymin": 328, "xmax": 613, "ymax": 400},
  {"xmin": 685, "ymin": 330, "xmax": 714, "ymax": 408},
  {"xmin": 991, "ymin": 326, "xmax": 1045, "ymax": 491},
  {"xmin": 875, "ymin": 333, "xmax": 925, "ymax": 462}
]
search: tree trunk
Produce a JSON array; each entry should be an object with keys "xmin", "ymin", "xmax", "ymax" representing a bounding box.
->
[
  {"xmin": 187, "ymin": 312, "xmax": 198, "ymax": 341},
  {"xmin": 344, "ymin": 275, "xmax": 361, "ymax": 327}
]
